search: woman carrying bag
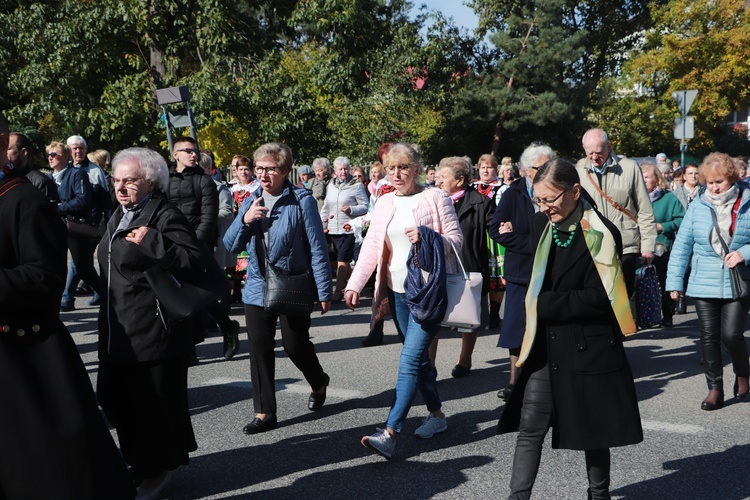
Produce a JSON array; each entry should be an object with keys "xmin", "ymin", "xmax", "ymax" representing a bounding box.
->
[{"xmin": 223, "ymin": 143, "xmax": 332, "ymax": 434}]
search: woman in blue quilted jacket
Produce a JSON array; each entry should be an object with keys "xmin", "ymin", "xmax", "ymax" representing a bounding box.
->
[{"xmin": 666, "ymin": 152, "xmax": 750, "ymax": 411}]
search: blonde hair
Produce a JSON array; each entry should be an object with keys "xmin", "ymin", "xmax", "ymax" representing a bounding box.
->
[
  {"xmin": 640, "ymin": 162, "xmax": 668, "ymax": 190},
  {"xmin": 383, "ymin": 143, "xmax": 424, "ymax": 174}
]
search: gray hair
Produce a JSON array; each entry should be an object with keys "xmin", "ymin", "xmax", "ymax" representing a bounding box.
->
[
  {"xmin": 519, "ymin": 143, "xmax": 555, "ymax": 172},
  {"xmin": 254, "ymin": 142, "xmax": 293, "ymax": 172},
  {"xmin": 312, "ymin": 157, "xmax": 331, "ymax": 172},
  {"xmin": 333, "ymin": 156, "xmax": 351, "ymax": 169},
  {"xmin": 66, "ymin": 135, "xmax": 87, "ymax": 147},
  {"xmin": 112, "ymin": 147, "xmax": 169, "ymax": 192},
  {"xmin": 581, "ymin": 128, "xmax": 608, "ymax": 146},
  {"xmin": 200, "ymin": 151, "xmax": 214, "ymax": 169},
  {"xmin": 438, "ymin": 156, "xmax": 472, "ymax": 186}
]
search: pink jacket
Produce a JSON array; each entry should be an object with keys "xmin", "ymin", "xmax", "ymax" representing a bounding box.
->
[{"xmin": 347, "ymin": 188, "xmax": 463, "ymax": 328}]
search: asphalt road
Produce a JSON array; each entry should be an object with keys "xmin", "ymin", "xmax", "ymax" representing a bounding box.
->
[{"xmin": 64, "ymin": 295, "xmax": 750, "ymax": 499}]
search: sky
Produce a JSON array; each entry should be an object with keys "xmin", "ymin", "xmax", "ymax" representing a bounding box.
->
[{"xmin": 410, "ymin": 0, "xmax": 479, "ymax": 32}]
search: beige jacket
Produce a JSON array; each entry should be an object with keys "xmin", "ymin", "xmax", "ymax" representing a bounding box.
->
[{"xmin": 576, "ymin": 154, "xmax": 657, "ymax": 255}]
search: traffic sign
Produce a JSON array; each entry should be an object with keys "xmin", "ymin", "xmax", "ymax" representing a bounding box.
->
[
  {"xmin": 674, "ymin": 116, "xmax": 694, "ymax": 139},
  {"xmin": 672, "ymin": 90, "xmax": 698, "ymax": 116}
]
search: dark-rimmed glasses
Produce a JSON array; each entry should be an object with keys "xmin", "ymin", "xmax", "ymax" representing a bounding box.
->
[{"xmin": 532, "ymin": 190, "xmax": 565, "ymax": 206}]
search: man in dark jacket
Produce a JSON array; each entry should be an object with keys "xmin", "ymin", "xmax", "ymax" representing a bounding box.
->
[
  {"xmin": 7, "ymin": 132, "xmax": 59, "ymax": 203},
  {"xmin": 168, "ymin": 136, "xmax": 238, "ymax": 360}
]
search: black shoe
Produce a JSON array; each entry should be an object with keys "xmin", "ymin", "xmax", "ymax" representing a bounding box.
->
[
  {"xmin": 361, "ymin": 330, "xmax": 384, "ymax": 347},
  {"xmin": 451, "ymin": 363, "xmax": 471, "ymax": 378},
  {"xmin": 223, "ymin": 320, "xmax": 240, "ymax": 360},
  {"xmin": 661, "ymin": 316, "xmax": 673, "ymax": 327},
  {"xmin": 308, "ymin": 374, "xmax": 330, "ymax": 411},
  {"xmin": 700, "ymin": 390, "xmax": 724, "ymax": 411},
  {"xmin": 60, "ymin": 300, "xmax": 75, "ymax": 312},
  {"xmin": 497, "ymin": 384, "xmax": 514, "ymax": 401},
  {"xmin": 489, "ymin": 317, "xmax": 501, "ymax": 329},
  {"xmin": 243, "ymin": 415, "xmax": 278, "ymax": 434},
  {"xmin": 188, "ymin": 353, "xmax": 200, "ymax": 367}
]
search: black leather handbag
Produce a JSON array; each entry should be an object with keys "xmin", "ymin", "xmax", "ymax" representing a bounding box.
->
[{"xmin": 145, "ymin": 242, "xmax": 230, "ymax": 326}]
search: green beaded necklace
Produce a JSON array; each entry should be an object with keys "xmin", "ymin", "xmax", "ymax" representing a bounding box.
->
[{"xmin": 552, "ymin": 225, "xmax": 576, "ymax": 248}]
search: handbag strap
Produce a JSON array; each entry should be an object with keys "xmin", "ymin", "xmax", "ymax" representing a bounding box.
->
[
  {"xmin": 258, "ymin": 186, "xmax": 310, "ymax": 279},
  {"xmin": 585, "ymin": 169, "xmax": 638, "ymax": 224},
  {"xmin": 445, "ymin": 239, "xmax": 469, "ymax": 280},
  {"xmin": 709, "ymin": 206, "xmax": 732, "ymax": 257}
]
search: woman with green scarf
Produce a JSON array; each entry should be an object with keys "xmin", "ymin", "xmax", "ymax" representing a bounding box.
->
[{"xmin": 497, "ymin": 158, "xmax": 642, "ymax": 500}]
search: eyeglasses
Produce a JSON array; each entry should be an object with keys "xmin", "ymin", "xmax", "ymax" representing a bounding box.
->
[
  {"xmin": 111, "ymin": 177, "xmax": 144, "ymax": 189},
  {"xmin": 531, "ymin": 190, "xmax": 566, "ymax": 206},
  {"xmin": 176, "ymin": 148, "xmax": 198, "ymax": 155},
  {"xmin": 255, "ymin": 166, "xmax": 281, "ymax": 175},
  {"xmin": 46, "ymin": 151, "xmax": 60, "ymax": 159},
  {"xmin": 385, "ymin": 164, "xmax": 414, "ymax": 174},
  {"xmin": 353, "ymin": 174, "xmax": 364, "ymax": 179}
]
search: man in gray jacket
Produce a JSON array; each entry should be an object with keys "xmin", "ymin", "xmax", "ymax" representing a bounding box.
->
[{"xmin": 577, "ymin": 128, "xmax": 657, "ymax": 297}]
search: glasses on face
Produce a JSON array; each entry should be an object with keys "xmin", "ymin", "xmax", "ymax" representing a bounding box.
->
[
  {"xmin": 176, "ymin": 148, "xmax": 198, "ymax": 155},
  {"xmin": 385, "ymin": 164, "xmax": 413, "ymax": 174},
  {"xmin": 46, "ymin": 151, "xmax": 60, "ymax": 159},
  {"xmin": 255, "ymin": 166, "xmax": 281, "ymax": 175},
  {"xmin": 111, "ymin": 177, "xmax": 144, "ymax": 189},
  {"xmin": 532, "ymin": 190, "xmax": 566, "ymax": 206},
  {"xmin": 353, "ymin": 174, "xmax": 363, "ymax": 180}
]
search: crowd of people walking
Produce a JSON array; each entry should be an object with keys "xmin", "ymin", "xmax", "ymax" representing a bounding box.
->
[{"xmin": 2, "ymin": 106, "xmax": 750, "ymax": 499}]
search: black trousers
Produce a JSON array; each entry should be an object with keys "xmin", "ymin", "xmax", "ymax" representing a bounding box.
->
[
  {"xmin": 244, "ymin": 305, "xmax": 327, "ymax": 414},
  {"xmin": 68, "ymin": 236, "xmax": 101, "ymax": 295},
  {"xmin": 694, "ymin": 298, "xmax": 750, "ymax": 391},
  {"xmin": 97, "ymin": 355, "xmax": 196, "ymax": 481},
  {"xmin": 621, "ymin": 252, "xmax": 640, "ymax": 299},
  {"xmin": 509, "ymin": 365, "xmax": 611, "ymax": 500}
]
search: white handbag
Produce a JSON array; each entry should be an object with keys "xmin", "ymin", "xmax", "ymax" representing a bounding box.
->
[{"xmin": 440, "ymin": 240, "xmax": 483, "ymax": 329}]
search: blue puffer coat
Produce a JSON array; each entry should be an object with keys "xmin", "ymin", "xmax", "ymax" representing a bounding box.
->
[
  {"xmin": 666, "ymin": 184, "xmax": 750, "ymax": 299},
  {"xmin": 223, "ymin": 181, "xmax": 332, "ymax": 307}
]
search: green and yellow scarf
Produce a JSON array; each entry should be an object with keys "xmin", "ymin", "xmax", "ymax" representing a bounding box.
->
[{"xmin": 517, "ymin": 200, "xmax": 636, "ymax": 367}]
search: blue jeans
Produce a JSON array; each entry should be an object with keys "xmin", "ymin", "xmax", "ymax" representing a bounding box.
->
[{"xmin": 385, "ymin": 289, "xmax": 442, "ymax": 433}]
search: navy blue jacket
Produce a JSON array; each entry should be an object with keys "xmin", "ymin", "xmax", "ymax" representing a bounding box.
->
[
  {"xmin": 490, "ymin": 178, "xmax": 534, "ymax": 285},
  {"xmin": 405, "ymin": 225, "xmax": 448, "ymax": 324},
  {"xmin": 55, "ymin": 166, "xmax": 95, "ymax": 223}
]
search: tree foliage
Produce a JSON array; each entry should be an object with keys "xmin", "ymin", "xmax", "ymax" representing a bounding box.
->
[
  {"xmin": 0, "ymin": 0, "xmax": 472, "ymax": 165},
  {"xmin": 597, "ymin": 0, "xmax": 750, "ymax": 156}
]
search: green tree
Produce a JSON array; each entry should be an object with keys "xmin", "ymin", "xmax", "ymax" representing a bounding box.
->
[{"xmin": 597, "ymin": 0, "xmax": 750, "ymax": 156}]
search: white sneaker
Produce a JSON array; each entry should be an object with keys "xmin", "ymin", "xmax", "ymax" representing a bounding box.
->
[
  {"xmin": 414, "ymin": 414, "xmax": 448, "ymax": 439},
  {"xmin": 361, "ymin": 428, "xmax": 395, "ymax": 459}
]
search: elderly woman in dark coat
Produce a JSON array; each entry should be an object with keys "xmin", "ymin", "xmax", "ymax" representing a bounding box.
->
[
  {"xmin": 0, "ymin": 116, "xmax": 134, "ymax": 498},
  {"xmin": 498, "ymin": 158, "xmax": 642, "ymax": 500},
  {"xmin": 490, "ymin": 143, "xmax": 553, "ymax": 400},
  {"xmin": 432, "ymin": 155, "xmax": 494, "ymax": 377},
  {"xmin": 97, "ymin": 147, "xmax": 204, "ymax": 498}
]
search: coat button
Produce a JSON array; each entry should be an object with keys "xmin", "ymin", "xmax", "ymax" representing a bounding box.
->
[
  {"xmin": 17, "ymin": 329, "xmax": 25, "ymax": 337},
  {"xmin": 550, "ymin": 333, "xmax": 556, "ymax": 339},
  {"xmin": 607, "ymin": 338, "xmax": 614, "ymax": 345},
  {"xmin": 2, "ymin": 325, "xmax": 8, "ymax": 333},
  {"xmin": 577, "ymin": 344, "xmax": 584, "ymax": 350},
  {"xmin": 32, "ymin": 324, "xmax": 41, "ymax": 332},
  {"xmin": 551, "ymin": 363, "xmax": 558, "ymax": 370}
]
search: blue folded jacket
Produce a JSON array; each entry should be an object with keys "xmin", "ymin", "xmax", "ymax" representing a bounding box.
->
[{"xmin": 405, "ymin": 225, "xmax": 447, "ymax": 325}]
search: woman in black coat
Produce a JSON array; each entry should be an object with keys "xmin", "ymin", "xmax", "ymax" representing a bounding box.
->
[
  {"xmin": 97, "ymin": 147, "xmax": 204, "ymax": 498},
  {"xmin": 498, "ymin": 159, "xmax": 642, "ymax": 500},
  {"xmin": 490, "ymin": 143, "xmax": 553, "ymax": 400},
  {"xmin": 0, "ymin": 122, "xmax": 134, "ymax": 499},
  {"xmin": 432, "ymin": 156, "xmax": 494, "ymax": 377}
]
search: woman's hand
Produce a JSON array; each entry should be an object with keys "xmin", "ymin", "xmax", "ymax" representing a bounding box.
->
[
  {"xmin": 125, "ymin": 226, "xmax": 149, "ymax": 245},
  {"xmin": 341, "ymin": 205, "xmax": 352, "ymax": 216},
  {"xmin": 498, "ymin": 221, "xmax": 513, "ymax": 234},
  {"xmin": 669, "ymin": 290, "xmax": 683, "ymax": 301},
  {"xmin": 345, "ymin": 290, "xmax": 359, "ymax": 310},
  {"xmin": 319, "ymin": 301, "xmax": 331, "ymax": 315},
  {"xmin": 725, "ymin": 250, "xmax": 745, "ymax": 268},
  {"xmin": 656, "ymin": 223, "xmax": 663, "ymax": 233},
  {"xmin": 404, "ymin": 227, "xmax": 420, "ymax": 244},
  {"xmin": 243, "ymin": 197, "xmax": 269, "ymax": 224}
]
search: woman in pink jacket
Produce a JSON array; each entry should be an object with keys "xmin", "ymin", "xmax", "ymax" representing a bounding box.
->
[{"xmin": 345, "ymin": 143, "xmax": 463, "ymax": 459}]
